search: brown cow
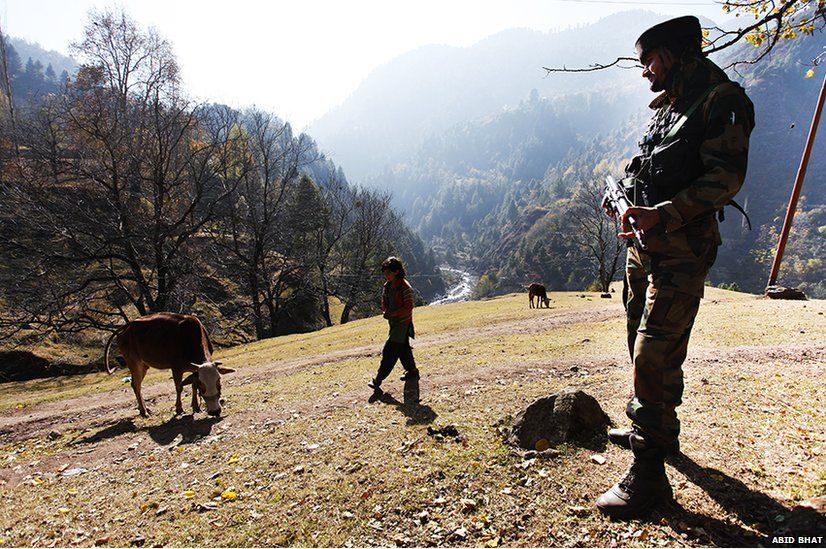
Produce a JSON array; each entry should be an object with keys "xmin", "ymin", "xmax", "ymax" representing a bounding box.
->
[
  {"xmin": 528, "ymin": 283, "xmax": 551, "ymax": 309},
  {"xmin": 104, "ymin": 313, "xmax": 235, "ymax": 417}
]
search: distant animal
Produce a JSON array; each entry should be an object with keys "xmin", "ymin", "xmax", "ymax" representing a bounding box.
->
[
  {"xmin": 103, "ymin": 313, "xmax": 235, "ymax": 417},
  {"xmin": 528, "ymin": 283, "xmax": 551, "ymax": 309}
]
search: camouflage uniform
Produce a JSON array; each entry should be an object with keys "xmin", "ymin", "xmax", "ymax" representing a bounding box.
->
[{"xmin": 623, "ymin": 55, "xmax": 755, "ymax": 448}]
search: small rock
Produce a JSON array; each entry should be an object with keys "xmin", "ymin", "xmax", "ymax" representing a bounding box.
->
[
  {"xmin": 129, "ymin": 535, "xmax": 146, "ymax": 547},
  {"xmin": 293, "ymin": 465, "xmax": 305, "ymax": 474},
  {"xmin": 155, "ymin": 507, "xmax": 168, "ymax": 516},
  {"xmin": 62, "ymin": 467, "xmax": 88, "ymax": 477},
  {"xmin": 460, "ymin": 498, "xmax": 477, "ymax": 512},
  {"xmin": 451, "ymin": 527, "xmax": 468, "ymax": 541},
  {"xmin": 590, "ymin": 454, "xmax": 606, "ymax": 465},
  {"xmin": 433, "ymin": 497, "xmax": 447, "ymax": 505},
  {"xmin": 47, "ymin": 430, "xmax": 62, "ymax": 440}
]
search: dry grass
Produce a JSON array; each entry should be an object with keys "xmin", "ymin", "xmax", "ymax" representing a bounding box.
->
[{"xmin": 0, "ymin": 287, "xmax": 824, "ymax": 547}]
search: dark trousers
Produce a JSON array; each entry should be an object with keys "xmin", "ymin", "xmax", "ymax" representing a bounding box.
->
[{"xmin": 375, "ymin": 339, "xmax": 417, "ymax": 385}]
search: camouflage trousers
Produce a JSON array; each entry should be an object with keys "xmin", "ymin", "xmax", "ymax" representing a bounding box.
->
[{"xmin": 622, "ymin": 230, "xmax": 718, "ymax": 449}]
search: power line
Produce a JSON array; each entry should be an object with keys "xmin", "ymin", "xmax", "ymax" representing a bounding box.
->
[{"xmin": 551, "ymin": 0, "xmax": 716, "ymax": 5}]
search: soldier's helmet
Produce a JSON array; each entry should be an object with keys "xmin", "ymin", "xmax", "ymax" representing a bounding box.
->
[{"xmin": 635, "ymin": 15, "xmax": 702, "ymax": 62}]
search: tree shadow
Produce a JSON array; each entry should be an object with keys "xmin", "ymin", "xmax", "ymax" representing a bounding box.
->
[
  {"xmin": 646, "ymin": 452, "xmax": 826, "ymax": 545},
  {"xmin": 368, "ymin": 378, "xmax": 438, "ymax": 426}
]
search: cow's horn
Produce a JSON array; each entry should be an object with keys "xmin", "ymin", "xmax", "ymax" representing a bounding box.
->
[{"xmin": 191, "ymin": 362, "xmax": 201, "ymax": 368}]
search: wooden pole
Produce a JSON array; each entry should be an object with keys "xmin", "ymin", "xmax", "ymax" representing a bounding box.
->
[{"xmin": 766, "ymin": 70, "xmax": 826, "ymax": 290}]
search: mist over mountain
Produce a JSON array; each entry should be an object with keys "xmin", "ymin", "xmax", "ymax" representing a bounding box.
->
[
  {"xmin": 310, "ymin": 9, "xmax": 825, "ymax": 297},
  {"xmin": 8, "ymin": 37, "xmax": 78, "ymax": 78},
  {"xmin": 309, "ymin": 10, "xmax": 674, "ymax": 182}
]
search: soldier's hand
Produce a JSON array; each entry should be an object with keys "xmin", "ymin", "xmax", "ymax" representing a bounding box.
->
[
  {"xmin": 601, "ymin": 193, "xmax": 616, "ymax": 218},
  {"xmin": 618, "ymin": 206, "xmax": 660, "ymax": 239}
]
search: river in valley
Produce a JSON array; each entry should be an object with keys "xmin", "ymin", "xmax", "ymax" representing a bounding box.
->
[{"xmin": 429, "ymin": 267, "xmax": 478, "ymax": 306}]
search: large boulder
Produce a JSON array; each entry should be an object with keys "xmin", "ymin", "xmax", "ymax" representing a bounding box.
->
[{"xmin": 506, "ymin": 389, "xmax": 610, "ymax": 450}]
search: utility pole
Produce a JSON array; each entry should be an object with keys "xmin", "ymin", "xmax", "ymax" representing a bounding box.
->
[{"xmin": 766, "ymin": 70, "xmax": 826, "ymax": 295}]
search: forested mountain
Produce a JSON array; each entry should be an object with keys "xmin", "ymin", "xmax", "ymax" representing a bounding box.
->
[
  {"xmin": 308, "ymin": 11, "xmax": 665, "ymax": 181},
  {"xmin": 311, "ymin": 10, "xmax": 825, "ymax": 298},
  {"xmin": 0, "ymin": 15, "xmax": 444, "ymax": 350},
  {"xmin": 3, "ymin": 38, "xmax": 77, "ymax": 100}
]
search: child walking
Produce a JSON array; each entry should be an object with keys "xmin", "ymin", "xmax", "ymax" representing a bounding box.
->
[{"xmin": 369, "ymin": 256, "xmax": 419, "ymax": 391}]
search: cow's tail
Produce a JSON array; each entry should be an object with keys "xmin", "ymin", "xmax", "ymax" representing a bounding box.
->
[{"xmin": 103, "ymin": 324, "xmax": 128, "ymax": 375}]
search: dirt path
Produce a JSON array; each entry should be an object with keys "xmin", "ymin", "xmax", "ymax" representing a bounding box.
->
[
  {"xmin": 2, "ymin": 321, "xmax": 823, "ymax": 491},
  {"xmin": 0, "ymin": 305, "xmax": 623, "ymax": 443}
]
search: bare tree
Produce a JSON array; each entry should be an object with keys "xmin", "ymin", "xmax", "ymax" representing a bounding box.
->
[
  {"xmin": 206, "ymin": 108, "xmax": 318, "ymax": 339},
  {"xmin": 544, "ymin": 0, "xmax": 825, "ymax": 74},
  {"xmin": 310, "ymin": 172, "xmax": 356, "ymax": 326},
  {"xmin": 569, "ymin": 178, "xmax": 624, "ymax": 294},
  {"xmin": 336, "ymin": 188, "xmax": 395, "ymax": 324},
  {"xmin": 0, "ymin": 10, "xmax": 245, "ymax": 339}
]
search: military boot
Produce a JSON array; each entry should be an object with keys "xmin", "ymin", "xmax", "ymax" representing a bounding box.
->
[
  {"xmin": 596, "ymin": 440, "xmax": 673, "ymax": 519},
  {"xmin": 608, "ymin": 426, "xmax": 680, "ymax": 454}
]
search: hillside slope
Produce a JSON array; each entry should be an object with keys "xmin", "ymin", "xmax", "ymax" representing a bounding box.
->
[{"xmin": 0, "ymin": 290, "xmax": 824, "ymax": 546}]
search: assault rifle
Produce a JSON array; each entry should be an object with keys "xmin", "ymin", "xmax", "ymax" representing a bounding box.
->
[{"xmin": 604, "ymin": 175, "xmax": 647, "ymax": 251}]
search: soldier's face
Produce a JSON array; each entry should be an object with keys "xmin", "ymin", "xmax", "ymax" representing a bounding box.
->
[{"xmin": 641, "ymin": 48, "xmax": 671, "ymax": 92}]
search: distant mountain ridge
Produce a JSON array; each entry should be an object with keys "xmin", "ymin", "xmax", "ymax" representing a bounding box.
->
[
  {"xmin": 310, "ymin": 10, "xmax": 825, "ymax": 297},
  {"xmin": 8, "ymin": 37, "xmax": 78, "ymax": 78},
  {"xmin": 308, "ymin": 10, "xmax": 675, "ymax": 181}
]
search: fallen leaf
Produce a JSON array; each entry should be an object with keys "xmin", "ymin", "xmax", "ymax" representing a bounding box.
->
[
  {"xmin": 360, "ymin": 490, "xmax": 371, "ymax": 501},
  {"xmin": 94, "ymin": 536, "xmax": 110, "ymax": 546},
  {"xmin": 534, "ymin": 439, "xmax": 550, "ymax": 452},
  {"xmin": 227, "ymin": 453, "xmax": 241, "ymax": 464},
  {"xmin": 221, "ymin": 490, "xmax": 237, "ymax": 501},
  {"xmin": 33, "ymin": 476, "xmax": 45, "ymax": 486},
  {"xmin": 67, "ymin": 488, "xmax": 78, "ymax": 495},
  {"xmin": 806, "ymin": 68, "xmax": 815, "ymax": 79},
  {"xmin": 183, "ymin": 490, "xmax": 195, "ymax": 498},
  {"xmin": 58, "ymin": 507, "xmax": 71, "ymax": 514}
]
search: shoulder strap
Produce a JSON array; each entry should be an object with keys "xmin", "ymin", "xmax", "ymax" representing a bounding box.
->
[
  {"xmin": 659, "ymin": 84, "xmax": 717, "ymax": 148},
  {"xmin": 721, "ymin": 198, "xmax": 752, "ymax": 230}
]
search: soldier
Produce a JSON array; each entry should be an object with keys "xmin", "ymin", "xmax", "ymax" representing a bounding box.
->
[{"xmin": 597, "ymin": 16, "xmax": 754, "ymax": 518}]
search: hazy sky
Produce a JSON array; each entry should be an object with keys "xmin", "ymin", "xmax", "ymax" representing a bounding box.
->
[{"xmin": 1, "ymin": 0, "xmax": 725, "ymax": 130}]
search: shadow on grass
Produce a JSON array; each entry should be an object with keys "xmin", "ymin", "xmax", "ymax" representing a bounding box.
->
[
  {"xmin": 72, "ymin": 418, "xmax": 137, "ymax": 445},
  {"xmin": 71, "ymin": 414, "xmax": 221, "ymax": 446},
  {"xmin": 368, "ymin": 378, "xmax": 438, "ymax": 426},
  {"xmin": 146, "ymin": 414, "xmax": 222, "ymax": 445},
  {"xmin": 636, "ymin": 452, "xmax": 826, "ymax": 546}
]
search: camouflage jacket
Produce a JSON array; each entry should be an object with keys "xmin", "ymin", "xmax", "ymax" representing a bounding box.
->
[{"xmin": 626, "ymin": 56, "xmax": 755, "ymax": 238}]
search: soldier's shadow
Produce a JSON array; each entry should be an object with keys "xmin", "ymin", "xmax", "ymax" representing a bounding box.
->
[
  {"xmin": 368, "ymin": 378, "xmax": 437, "ymax": 426},
  {"xmin": 637, "ymin": 452, "xmax": 826, "ymax": 546}
]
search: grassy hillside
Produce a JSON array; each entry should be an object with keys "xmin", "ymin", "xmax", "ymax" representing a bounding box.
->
[{"xmin": 0, "ymin": 289, "xmax": 824, "ymax": 546}]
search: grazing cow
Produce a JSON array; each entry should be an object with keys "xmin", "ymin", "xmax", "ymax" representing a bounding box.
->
[
  {"xmin": 528, "ymin": 283, "xmax": 551, "ymax": 309},
  {"xmin": 104, "ymin": 313, "xmax": 235, "ymax": 417}
]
